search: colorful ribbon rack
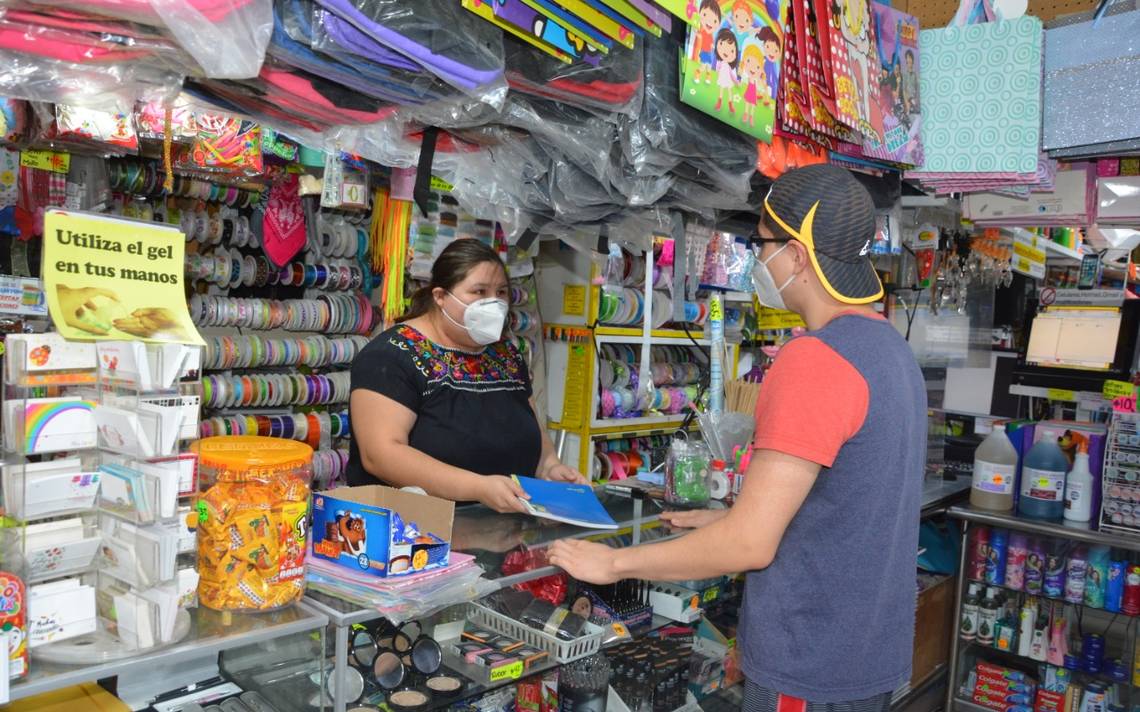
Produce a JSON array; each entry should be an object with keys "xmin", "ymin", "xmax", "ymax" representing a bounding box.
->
[
  {"xmin": 202, "ymin": 372, "xmax": 350, "ymax": 409},
  {"xmin": 187, "ymin": 252, "xmax": 367, "ymax": 291},
  {"xmin": 109, "ymin": 159, "xmax": 263, "ymax": 206},
  {"xmin": 199, "ymin": 409, "xmax": 350, "ymax": 446},
  {"xmin": 203, "ymin": 335, "xmax": 369, "ymax": 369},
  {"xmin": 189, "ymin": 293, "xmax": 377, "ymax": 334}
]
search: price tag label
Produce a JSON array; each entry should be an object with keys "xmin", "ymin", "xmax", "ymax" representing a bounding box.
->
[
  {"xmin": 708, "ymin": 298, "xmax": 724, "ymax": 322},
  {"xmin": 1104, "ymin": 380, "xmax": 1136, "ymax": 400},
  {"xmin": 429, "ymin": 175, "xmax": 454, "ymax": 193},
  {"xmin": 702, "ymin": 586, "xmax": 720, "ymax": 603},
  {"xmin": 489, "ymin": 660, "xmax": 524, "ymax": 682},
  {"xmin": 1046, "ymin": 388, "xmax": 1076, "ymax": 402},
  {"xmin": 20, "ymin": 150, "xmax": 69, "ymax": 174},
  {"xmin": 562, "ymin": 284, "xmax": 586, "ymax": 316},
  {"xmin": 1113, "ymin": 395, "xmax": 1137, "ymax": 414}
]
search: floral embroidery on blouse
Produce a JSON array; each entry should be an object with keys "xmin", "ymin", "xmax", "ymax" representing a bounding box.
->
[{"xmin": 389, "ymin": 325, "xmax": 527, "ymax": 395}]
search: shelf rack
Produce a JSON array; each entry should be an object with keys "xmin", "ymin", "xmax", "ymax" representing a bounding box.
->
[{"xmin": 944, "ymin": 505, "xmax": 1140, "ymax": 712}]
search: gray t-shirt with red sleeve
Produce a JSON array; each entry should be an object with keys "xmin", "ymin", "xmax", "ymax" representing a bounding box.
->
[{"xmin": 740, "ymin": 313, "xmax": 927, "ymax": 703}]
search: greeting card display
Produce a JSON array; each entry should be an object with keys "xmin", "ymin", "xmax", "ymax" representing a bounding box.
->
[{"xmin": 680, "ymin": 0, "xmax": 790, "ymax": 142}]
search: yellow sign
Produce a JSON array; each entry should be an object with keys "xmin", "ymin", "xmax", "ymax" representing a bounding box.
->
[
  {"xmin": 20, "ymin": 150, "xmax": 70, "ymax": 174},
  {"xmin": 562, "ymin": 284, "xmax": 586, "ymax": 316},
  {"xmin": 702, "ymin": 586, "xmax": 720, "ymax": 603},
  {"xmin": 429, "ymin": 175, "xmax": 454, "ymax": 193},
  {"xmin": 1104, "ymin": 380, "xmax": 1136, "ymax": 400},
  {"xmin": 489, "ymin": 660, "xmax": 524, "ymax": 682},
  {"xmin": 757, "ymin": 307, "xmax": 805, "ymax": 330},
  {"xmin": 1046, "ymin": 388, "xmax": 1076, "ymax": 402},
  {"xmin": 42, "ymin": 210, "xmax": 203, "ymax": 345},
  {"xmin": 708, "ymin": 297, "xmax": 724, "ymax": 322}
]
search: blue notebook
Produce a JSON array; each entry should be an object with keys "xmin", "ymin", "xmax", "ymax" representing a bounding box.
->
[{"xmin": 512, "ymin": 476, "xmax": 618, "ymax": 529}]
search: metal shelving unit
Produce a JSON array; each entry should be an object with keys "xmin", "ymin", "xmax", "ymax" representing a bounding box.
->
[{"xmin": 944, "ymin": 505, "xmax": 1140, "ymax": 711}]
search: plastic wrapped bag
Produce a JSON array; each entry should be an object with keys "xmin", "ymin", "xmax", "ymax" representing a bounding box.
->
[
  {"xmin": 268, "ymin": 0, "xmax": 437, "ymax": 105},
  {"xmin": 313, "ymin": 0, "xmax": 507, "ymax": 105},
  {"xmin": 12, "ymin": 0, "xmax": 273, "ymax": 78},
  {"xmin": 499, "ymin": 95, "xmax": 616, "ymax": 184},
  {"xmin": 635, "ymin": 35, "xmax": 757, "ymax": 199},
  {"xmin": 504, "ymin": 35, "xmax": 643, "ymax": 118}
]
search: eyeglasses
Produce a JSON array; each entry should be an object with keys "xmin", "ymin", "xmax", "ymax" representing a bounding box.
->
[{"xmin": 746, "ymin": 230, "xmax": 793, "ymax": 245}]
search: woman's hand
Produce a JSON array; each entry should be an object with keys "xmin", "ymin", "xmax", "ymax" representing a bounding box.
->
[
  {"xmin": 540, "ymin": 462, "xmax": 587, "ymax": 484},
  {"xmin": 660, "ymin": 508, "xmax": 729, "ymax": 530},
  {"xmin": 478, "ymin": 475, "xmax": 529, "ymax": 514}
]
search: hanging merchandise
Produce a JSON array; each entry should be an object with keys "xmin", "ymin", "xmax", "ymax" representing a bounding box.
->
[
  {"xmin": 823, "ymin": 0, "xmax": 883, "ymax": 144},
  {"xmin": 262, "ymin": 173, "xmax": 307, "ymax": 267},
  {"xmin": 48, "ymin": 105, "xmax": 140, "ymax": 154},
  {"xmin": 679, "ymin": 0, "xmax": 790, "ymax": 142},
  {"xmin": 909, "ymin": 3, "xmax": 1043, "ymax": 182},
  {"xmin": 0, "ymin": 98, "xmax": 29, "ymax": 145},
  {"xmin": 1042, "ymin": 10, "xmax": 1140, "ymax": 157},
  {"xmin": 460, "ymin": 0, "xmax": 606, "ymax": 64},
  {"xmin": 186, "ymin": 113, "xmax": 263, "ymax": 174},
  {"xmin": 311, "ymin": 0, "xmax": 508, "ymax": 100},
  {"xmin": 864, "ymin": 2, "xmax": 923, "ymax": 167}
]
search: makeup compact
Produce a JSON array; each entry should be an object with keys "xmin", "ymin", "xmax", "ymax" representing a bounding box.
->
[
  {"xmin": 372, "ymin": 650, "xmax": 406, "ymax": 690},
  {"xmin": 387, "ymin": 688, "xmax": 431, "ymax": 711},
  {"xmin": 410, "ymin": 636, "xmax": 443, "ymax": 675},
  {"xmin": 349, "ymin": 627, "xmax": 379, "ymax": 669},
  {"xmin": 425, "ymin": 674, "xmax": 465, "ymax": 700},
  {"xmin": 310, "ymin": 663, "xmax": 365, "ymax": 707}
]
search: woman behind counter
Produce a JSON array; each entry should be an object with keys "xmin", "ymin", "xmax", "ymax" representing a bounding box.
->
[{"xmin": 348, "ymin": 239, "xmax": 583, "ymax": 512}]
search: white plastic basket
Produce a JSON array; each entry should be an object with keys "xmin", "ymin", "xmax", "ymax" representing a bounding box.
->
[{"xmin": 468, "ymin": 602, "xmax": 603, "ymax": 663}]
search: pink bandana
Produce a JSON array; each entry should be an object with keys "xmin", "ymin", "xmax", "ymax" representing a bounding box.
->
[{"xmin": 262, "ymin": 173, "xmax": 306, "ymax": 267}]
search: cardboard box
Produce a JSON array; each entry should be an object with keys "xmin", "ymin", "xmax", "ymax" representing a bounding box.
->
[{"xmin": 310, "ymin": 485, "xmax": 453, "ymax": 578}]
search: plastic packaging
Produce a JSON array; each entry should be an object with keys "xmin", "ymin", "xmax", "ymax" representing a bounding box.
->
[
  {"xmin": 1005, "ymin": 533, "xmax": 1027, "ymax": 591},
  {"xmin": 985, "ymin": 528, "xmax": 1007, "ymax": 585},
  {"xmin": 504, "ymin": 35, "xmax": 644, "ymax": 118},
  {"xmin": 1085, "ymin": 546, "xmax": 1109, "ymax": 609},
  {"xmin": 665, "ymin": 439, "xmax": 710, "ymax": 507},
  {"xmin": 192, "ymin": 435, "xmax": 313, "ymax": 611},
  {"xmin": 971, "ymin": 428, "xmax": 1018, "ymax": 512},
  {"xmin": 1019, "ymin": 440, "xmax": 1070, "ymax": 520},
  {"xmin": 1064, "ymin": 546, "xmax": 1087, "ymax": 604},
  {"xmin": 1063, "ymin": 446, "xmax": 1093, "ymax": 523},
  {"xmin": 312, "ymin": 0, "xmax": 508, "ymax": 103},
  {"xmin": 10, "ymin": 0, "xmax": 272, "ymax": 78}
]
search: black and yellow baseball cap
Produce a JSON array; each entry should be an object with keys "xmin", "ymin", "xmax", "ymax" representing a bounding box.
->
[{"xmin": 762, "ymin": 164, "xmax": 884, "ymax": 305}]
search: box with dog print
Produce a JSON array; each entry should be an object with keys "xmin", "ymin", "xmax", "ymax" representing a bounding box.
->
[{"xmin": 309, "ymin": 485, "xmax": 453, "ymax": 578}]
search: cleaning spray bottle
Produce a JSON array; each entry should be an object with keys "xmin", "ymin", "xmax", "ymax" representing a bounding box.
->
[{"xmin": 1064, "ymin": 443, "xmax": 1094, "ymax": 523}]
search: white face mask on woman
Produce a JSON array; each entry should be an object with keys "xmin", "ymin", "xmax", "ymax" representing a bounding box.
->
[{"xmin": 442, "ymin": 292, "xmax": 509, "ymax": 345}]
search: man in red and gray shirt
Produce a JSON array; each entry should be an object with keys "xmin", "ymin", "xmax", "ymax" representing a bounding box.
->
[{"xmin": 552, "ymin": 165, "xmax": 927, "ymax": 711}]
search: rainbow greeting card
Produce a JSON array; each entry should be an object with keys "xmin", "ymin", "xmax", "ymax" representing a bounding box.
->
[{"xmin": 19, "ymin": 397, "xmax": 97, "ymax": 454}]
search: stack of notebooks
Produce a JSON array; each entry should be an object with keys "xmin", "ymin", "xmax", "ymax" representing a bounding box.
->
[{"xmin": 306, "ymin": 551, "xmax": 487, "ymax": 620}]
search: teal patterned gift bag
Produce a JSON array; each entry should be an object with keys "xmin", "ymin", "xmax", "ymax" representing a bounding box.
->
[{"xmin": 918, "ymin": 14, "xmax": 1043, "ymax": 174}]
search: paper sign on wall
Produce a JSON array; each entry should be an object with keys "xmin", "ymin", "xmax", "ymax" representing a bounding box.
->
[{"xmin": 42, "ymin": 210, "xmax": 203, "ymax": 345}]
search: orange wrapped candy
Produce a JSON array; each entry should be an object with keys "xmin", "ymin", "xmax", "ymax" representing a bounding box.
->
[{"xmin": 191, "ymin": 436, "xmax": 313, "ymax": 612}]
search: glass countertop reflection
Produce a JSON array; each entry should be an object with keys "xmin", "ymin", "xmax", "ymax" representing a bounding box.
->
[{"xmin": 304, "ymin": 491, "xmax": 682, "ymax": 625}]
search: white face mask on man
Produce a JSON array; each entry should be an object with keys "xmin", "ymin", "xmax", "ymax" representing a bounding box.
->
[
  {"xmin": 441, "ymin": 292, "xmax": 509, "ymax": 345},
  {"xmin": 751, "ymin": 243, "xmax": 796, "ymax": 310}
]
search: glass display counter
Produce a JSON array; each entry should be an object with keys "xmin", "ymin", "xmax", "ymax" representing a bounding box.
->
[{"xmin": 303, "ymin": 492, "xmax": 687, "ymax": 712}]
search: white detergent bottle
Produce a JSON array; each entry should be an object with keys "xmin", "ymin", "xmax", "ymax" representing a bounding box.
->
[
  {"xmin": 1064, "ymin": 444, "xmax": 1094, "ymax": 523},
  {"xmin": 970, "ymin": 426, "xmax": 1019, "ymax": 511}
]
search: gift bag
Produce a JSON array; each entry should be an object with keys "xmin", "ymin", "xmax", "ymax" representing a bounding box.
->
[
  {"xmin": 1042, "ymin": 9, "xmax": 1140, "ymax": 154},
  {"xmin": 917, "ymin": 0, "xmax": 1042, "ymax": 174}
]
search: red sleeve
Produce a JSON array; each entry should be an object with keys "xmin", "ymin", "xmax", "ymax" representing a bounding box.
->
[{"xmin": 752, "ymin": 336, "xmax": 869, "ymax": 468}]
